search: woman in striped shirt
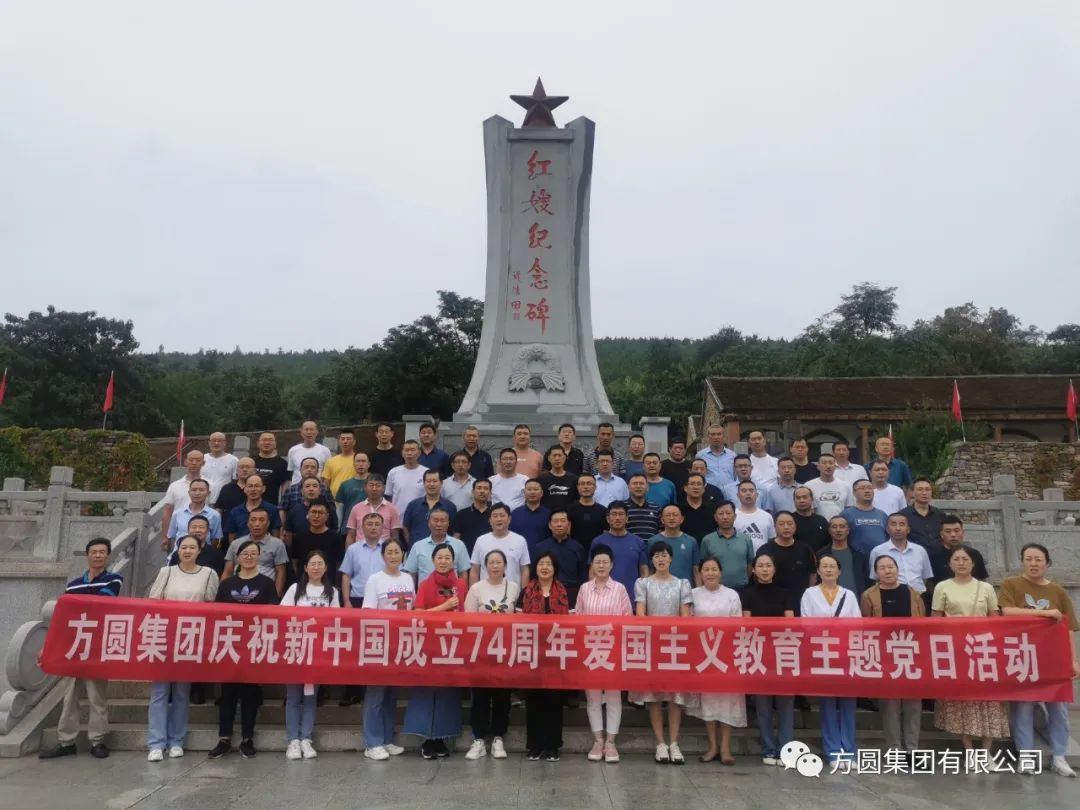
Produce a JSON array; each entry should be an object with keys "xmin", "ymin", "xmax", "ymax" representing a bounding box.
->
[{"xmin": 574, "ymin": 544, "xmax": 632, "ymax": 763}]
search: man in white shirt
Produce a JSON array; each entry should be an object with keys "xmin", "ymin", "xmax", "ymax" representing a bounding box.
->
[
  {"xmin": 491, "ymin": 448, "xmax": 529, "ymax": 510},
  {"xmin": 804, "ymin": 453, "xmax": 854, "ymax": 520},
  {"xmin": 747, "ymin": 430, "xmax": 779, "ymax": 490},
  {"xmin": 733, "ymin": 480, "xmax": 776, "ymax": 552},
  {"xmin": 441, "ymin": 451, "xmax": 477, "ymax": 511},
  {"xmin": 201, "ymin": 432, "xmax": 238, "ymax": 499},
  {"xmin": 831, "ymin": 439, "xmax": 869, "ymax": 485},
  {"xmin": 593, "ymin": 450, "xmax": 629, "ymax": 507},
  {"xmin": 385, "ymin": 440, "xmax": 428, "ymax": 508},
  {"xmin": 869, "ymin": 514, "xmax": 934, "ymax": 594},
  {"xmin": 869, "ymin": 460, "xmax": 907, "ymax": 515},
  {"xmin": 469, "ymin": 504, "xmax": 531, "ymax": 586},
  {"xmin": 159, "ymin": 450, "xmax": 212, "ymax": 536},
  {"xmin": 287, "ymin": 420, "xmax": 332, "ymax": 485}
]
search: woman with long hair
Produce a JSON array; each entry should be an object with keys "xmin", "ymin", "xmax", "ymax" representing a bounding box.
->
[{"xmin": 521, "ymin": 550, "xmax": 570, "ymax": 762}]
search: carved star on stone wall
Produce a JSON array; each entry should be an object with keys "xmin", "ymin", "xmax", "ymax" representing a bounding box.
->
[{"xmin": 510, "ymin": 78, "xmax": 568, "ymax": 128}]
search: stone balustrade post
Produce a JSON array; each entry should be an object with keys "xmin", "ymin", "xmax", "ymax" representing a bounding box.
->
[
  {"xmin": 402, "ymin": 414, "xmax": 436, "ymax": 444},
  {"xmin": 994, "ymin": 474, "xmax": 1023, "ymax": 572},
  {"xmin": 40, "ymin": 466, "xmax": 74, "ymax": 561},
  {"xmin": 638, "ymin": 417, "xmax": 671, "ymax": 457},
  {"xmin": 3, "ymin": 478, "xmax": 26, "ymax": 492}
]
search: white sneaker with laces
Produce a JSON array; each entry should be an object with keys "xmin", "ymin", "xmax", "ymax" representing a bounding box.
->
[
  {"xmin": 364, "ymin": 746, "xmax": 390, "ymax": 761},
  {"xmin": 655, "ymin": 742, "xmax": 670, "ymax": 763},
  {"xmin": 491, "ymin": 737, "xmax": 507, "ymax": 759},
  {"xmin": 587, "ymin": 740, "xmax": 604, "ymax": 762},
  {"xmin": 385, "ymin": 743, "xmax": 405, "ymax": 756},
  {"xmin": 668, "ymin": 742, "xmax": 685, "ymax": 764},
  {"xmin": 285, "ymin": 740, "xmax": 302, "ymax": 760},
  {"xmin": 300, "ymin": 739, "xmax": 317, "ymax": 759},
  {"xmin": 147, "ymin": 749, "xmax": 164, "ymax": 762},
  {"xmin": 1051, "ymin": 756, "xmax": 1077, "ymax": 778},
  {"xmin": 465, "ymin": 739, "xmax": 487, "ymax": 760},
  {"xmin": 168, "ymin": 745, "xmax": 184, "ymax": 759}
]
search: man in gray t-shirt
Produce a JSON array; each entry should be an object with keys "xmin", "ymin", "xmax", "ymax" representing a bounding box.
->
[{"xmin": 220, "ymin": 506, "xmax": 288, "ymax": 595}]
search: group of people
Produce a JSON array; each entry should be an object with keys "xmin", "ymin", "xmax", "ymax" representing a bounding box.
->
[{"xmin": 37, "ymin": 421, "xmax": 1079, "ymax": 777}]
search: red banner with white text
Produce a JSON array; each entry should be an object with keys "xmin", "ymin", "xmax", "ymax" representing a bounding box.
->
[{"xmin": 40, "ymin": 596, "xmax": 1076, "ymax": 701}]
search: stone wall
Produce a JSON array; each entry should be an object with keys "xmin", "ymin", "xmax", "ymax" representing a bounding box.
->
[{"xmin": 937, "ymin": 442, "xmax": 1080, "ymax": 500}]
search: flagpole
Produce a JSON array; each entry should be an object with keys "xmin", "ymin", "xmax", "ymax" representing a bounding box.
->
[{"xmin": 101, "ymin": 411, "xmax": 108, "ymax": 430}]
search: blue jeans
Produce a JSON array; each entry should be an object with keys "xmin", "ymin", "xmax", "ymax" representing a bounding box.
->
[
  {"xmin": 147, "ymin": 681, "xmax": 190, "ymax": 751},
  {"xmin": 364, "ymin": 686, "xmax": 397, "ymax": 748},
  {"xmin": 820, "ymin": 697, "xmax": 856, "ymax": 760},
  {"xmin": 1011, "ymin": 701, "xmax": 1071, "ymax": 757},
  {"xmin": 755, "ymin": 695, "xmax": 794, "ymax": 758},
  {"xmin": 286, "ymin": 685, "xmax": 317, "ymax": 741}
]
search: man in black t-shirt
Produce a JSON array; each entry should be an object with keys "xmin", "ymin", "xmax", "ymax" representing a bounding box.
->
[
  {"xmin": 758, "ymin": 511, "xmax": 817, "ymax": 612},
  {"xmin": 792, "ymin": 487, "xmax": 830, "ymax": 550},
  {"xmin": 290, "ymin": 502, "xmax": 344, "ymax": 583},
  {"xmin": 660, "ymin": 437, "xmax": 693, "ymax": 495},
  {"xmin": 254, "ymin": 432, "xmax": 290, "ymax": 505},
  {"xmin": 453, "ymin": 478, "xmax": 494, "ymax": 555},
  {"xmin": 538, "ymin": 446, "xmax": 579, "ymax": 510},
  {"xmin": 566, "ymin": 474, "xmax": 608, "ymax": 553},
  {"xmin": 369, "ymin": 422, "xmax": 404, "ymax": 479},
  {"xmin": 678, "ymin": 473, "xmax": 717, "ymax": 542}
]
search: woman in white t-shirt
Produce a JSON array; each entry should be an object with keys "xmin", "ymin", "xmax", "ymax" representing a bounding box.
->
[
  {"xmin": 361, "ymin": 537, "xmax": 415, "ymax": 761},
  {"xmin": 281, "ymin": 549, "xmax": 340, "ymax": 761},
  {"xmin": 146, "ymin": 534, "xmax": 219, "ymax": 762}
]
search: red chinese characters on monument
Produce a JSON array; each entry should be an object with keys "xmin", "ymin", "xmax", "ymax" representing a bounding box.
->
[
  {"xmin": 509, "ymin": 147, "xmax": 558, "ymax": 336},
  {"xmin": 527, "ymin": 298, "xmax": 550, "ymax": 334}
]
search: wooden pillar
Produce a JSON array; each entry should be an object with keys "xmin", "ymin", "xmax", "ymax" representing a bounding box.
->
[
  {"xmin": 857, "ymin": 423, "xmax": 871, "ymax": 465},
  {"xmin": 725, "ymin": 419, "xmax": 741, "ymax": 447},
  {"xmin": 992, "ymin": 422, "xmax": 1003, "ymax": 442}
]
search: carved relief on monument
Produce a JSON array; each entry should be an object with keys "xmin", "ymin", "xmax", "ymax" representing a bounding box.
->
[{"xmin": 507, "ymin": 344, "xmax": 566, "ymax": 393}]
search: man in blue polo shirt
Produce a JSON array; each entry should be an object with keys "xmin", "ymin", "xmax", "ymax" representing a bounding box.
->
[
  {"xmin": 403, "ymin": 508, "xmax": 471, "ymax": 584},
  {"xmin": 839, "ymin": 479, "xmax": 890, "ymax": 558},
  {"xmin": 418, "ymin": 422, "xmax": 451, "ymax": 479},
  {"xmin": 40, "ymin": 538, "xmax": 123, "ymax": 760},
  {"xmin": 401, "ymin": 469, "xmax": 458, "ymax": 546},
  {"xmin": 695, "ymin": 424, "xmax": 737, "ymax": 489},
  {"xmin": 511, "ymin": 479, "xmax": 552, "ymax": 556},
  {"xmin": 865, "ymin": 436, "xmax": 913, "ymax": 494},
  {"xmin": 165, "ymin": 478, "xmax": 223, "ymax": 552}
]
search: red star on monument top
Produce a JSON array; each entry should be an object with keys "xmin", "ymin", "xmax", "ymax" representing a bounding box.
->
[{"xmin": 510, "ymin": 77, "xmax": 569, "ymax": 128}]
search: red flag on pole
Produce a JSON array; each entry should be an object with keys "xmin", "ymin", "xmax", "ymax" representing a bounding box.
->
[
  {"xmin": 1068, "ymin": 380, "xmax": 1078, "ymax": 422},
  {"xmin": 0, "ymin": 368, "xmax": 7, "ymax": 405},
  {"xmin": 176, "ymin": 419, "xmax": 186, "ymax": 465},
  {"xmin": 102, "ymin": 371, "xmax": 115, "ymax": 413},
  {"xmin": 951, "ymin": 380, "xmax": 963, "ymax": 423},
  {"xmin": 888, "ymin": 424, "xmax": 894, "ymax": 443}
]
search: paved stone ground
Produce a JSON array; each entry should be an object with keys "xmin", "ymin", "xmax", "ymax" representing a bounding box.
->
[{"xmin": 1, "ymin": 751, "xmax": 1079, "ymax": 810}]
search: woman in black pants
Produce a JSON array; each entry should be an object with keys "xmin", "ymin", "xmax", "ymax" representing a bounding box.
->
[
  {"xmin": 209, "ymin": 540, "xmax": 280, "ymax": 758},
  {"xmin": 520, "ymin": 551, "xmax": 569, "ymax": 761}
]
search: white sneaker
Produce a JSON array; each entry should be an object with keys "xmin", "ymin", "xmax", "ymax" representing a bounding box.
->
[
  {"xmin": 285, "ymin": 740, "xmax": 302, "ymax": 760},
  {"xmin": 587, "ymin": 740, "xmax": 604, "ymax": 762},
  {"xmin": 465, "ymin": 739, "xmax": 487, "ymax": 760},
  {"xmin": 168, "ymin": 745, "xmax": 184, "ymax": 759},
  {"xmin": 491, "ymin": 737, "xmax": 507, "ymax": 759},
  {"xmin": 655, "ymin": 742, "xmax": 670, "ymax": 763},
  {"xmin": 762, "ymin": 756, "xmax": 779, "ymax": 766},
  {"xmin": 147, "ymin": 749, "xmax": 164, "ymax": 762},
  {"xmin": 364, "ymin": 746, "xmax": 390, "ymax": 761},
  {"xmin": 668, "ymin": 742, "xmax": 685, "ymax": 765},
  {"xmin": 384, "ymin": 743, "xmax": 405, "ymax": 756},
  {"xmin": 300, "ymin": 739, "xmax": 317, "ymax": 759},
  {"xmin": 1051, "ymin": 756, "xmax": 1077, "ymax": 778}
]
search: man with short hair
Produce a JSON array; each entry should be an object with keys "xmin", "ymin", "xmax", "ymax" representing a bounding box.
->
[
  {"xmin": 370, "ymin": 422, "xmax": 403, "ymax": 479},
  {"xmin": 287, "ymin": 420, "xmax": 332, "ymax": 485},
  {"xmin": 583, "ymin": 422, "xmax": 625, "ymax": 477},
  {"xmin": 566, "ymin": 474, "xmax": 608, "ymax": 553},
  {"xmin": 215, "ymin": 456, "xmax": 257, "ymax": 515},
  {"xmin": 345, "ymin": 475, "xmax": 400, "ymax": 543},
  {"xmin": 660, "ymin": 437, "xmax": 693, "ymax": 494},
  {"xmin": 642, "ymin": 452, "xmax": 676, "ymax": 507},
  {"xmin": 417, "ymin": 422, "xmax": 451, "ymax": 479},
  {"xmin": 792, "ymin": 486, "xmax": 830, "ymax": 551},
  {"xmin": 623, "ymin": 434, "xmax": 646, "ymax": 481},
  {"xmin": 39, "ymin": 537, "xmax": 122, "ymax": 760},
  {"xmin": 512, "ymin": 424, "xmax": 544, "ymax": 479},
  {"xmin": 623, "ymin": 474, "xmax": 661, "ymax": 539},
  {"xmin": 804, "ymin": 453, "xmax": 854, "ymax": 521},
  {"xmin": 165, "ymin": 478, "xmax": 224, "ymax": 552},
  {"xmin": 442, "ymin": 451, "xmax": 477, "ymax": 511},
  {"xmin": 403, "ymin": 507, "xmax": 470, "ymax": 584},
  {"xmin": 470, "ymin": 503, "xmax": 531, "ymax": 586},
  {"xmin": 898, "ymin": 478, "xmax": 946, "ymax": 548},
  {"xmin": 787, "ymin": 438, "xmax": 817, "ymax": 484},
  {"xmin": 278, "ymin": 457, "xmax": 334, "ymax": 529},
  {"xmin": 695, "ymin": 424, "xmax": 736, "ymax": 489},
  {"xmin": 159, "ymin": 449, "xmax": 208, "ymax": 537},
  {"xmin": 690, "ymin": 458, "xmax": 725, "ymax": 503},
  {"xmin": 222, "ymin": 508, "xmax": 288, "ymax": 595},
  {"xmin": 817, "ymin": 516, "xmax": 869, "ymax": 595},
  {"xmin": 459, "ymin": 426, "xmax": 495, "ymax": 480},
  {"xmin": 341, "ymin": 514, "xmax": 387, "ymax": 606},
  {"xmin": 839, "ymin": 480, "xmax": 890, "ymax": 558},
  {"xmin": 722, "ymin": 454, "xmax": 772, "ymax": 512},
  {"xmin": 766, "ymin": 457, "xmax": 799, "ymax": 515},
  {"xmin": 700, "ymin": 501, "xmax": 755, "ymax": 589},
  {"xmin": 535, "ymin": 509, "xmax": 588, "ymax": 604},
  {"xmin": 593, "ymin": 450, "xmax": 629, "ymax": 507},
  {"xmin": 866, "ymin": 436, "xmax": 913, "ymax": 493},
  {"xmin": 648, "ymin": 505, "xmax": 701, "ymax": 584},
  {"xmin": 511, "ymin": 479, "xmax": 552, "ymax": 555},
  {"xmin": 542, "ymin": 423, "xmax": 585, "ymax": 474},
  {"xmin": 747, "ymin": 430, "xmax": 779, "ymax": 489},
  {"xmin": 402, "ymin": 469, "xmax": 458, "ymax": 545},
  {"xmin": 224, "ymin": 474, "xmax": 282, "ymax": 541},
  {"xmin": 253, "ymin": 432, "xmax": 290, "ymax": 505},
  {"xmin": 335, "ymin": 452, "xmax": 371, "ymax": 532},
  {"xmin": 454, "ymin": 478, "xmax": 493, "ymax": 554},
  {"xmin": 537, "ymin": 445, "xmax": 579, "ymax": 510},
  {"xmin": 678, "ymin": 473, "xmax": 717, "ymax": 542},
  {"xmin": 733, "ymin": 480, "xmax": 775, "ymax": 552},
  {"xmin": 202, "ymin": 432, "xmax": 238, "ymax": 500},
  {"xmin": 869, "ymin": 514, "xmax": 934, "ymax": 595},
  {"xmin": 491, "ymin": 448, "xmax": 529, "ymax": 510},
  {"xmin": 385, "ymin": 439, "xmax": 428, "ymax": 507},
  {"xmin": 759, "ymin": 512, "xmax": 817, "ymax": 609},
  {"xmin": 592, "ymin": 503, "xmax": 648, "ymax": 601},
  {"xmin": 168, "ymin": 514, "xmax": 226, "ymax": 574},
  {"xmin": 284, "ymin": 477, "xmax": 340, "ymax": 540},
  {"xmin": 320, "ymin": 428, "xmax": 358, "ymax": 496},
  {"xmin": 290, "ymin": 501, "xmax": 342, "ymax": 582},
  {"xmin": 928, "ymin": 515, "xmax": 989, "ymax": 584},
  {"xmin": 831, "ymin": 439, "xmax": 868, "ymax": 485},
  {"xmin": 869, "ymin": 460, "xmax": 907, "ymax": 515}
]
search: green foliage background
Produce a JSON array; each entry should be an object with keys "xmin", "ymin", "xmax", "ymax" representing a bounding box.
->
[{"xmin": 0, "ymin": 428, "xmax": 157, "ymax": 490}]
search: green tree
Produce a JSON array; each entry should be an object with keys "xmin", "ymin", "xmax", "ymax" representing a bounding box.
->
[{"xmin": 805, "ymin": 283, "xmax": 900, "ymax": 341}]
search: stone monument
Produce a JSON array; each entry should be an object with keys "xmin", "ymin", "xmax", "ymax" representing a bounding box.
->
[{"xmin": 438, "ymin": 79, "xmax": 630, "ymax": 451}]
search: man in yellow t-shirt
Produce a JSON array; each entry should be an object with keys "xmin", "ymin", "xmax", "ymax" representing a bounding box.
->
[{"xmin": 321, "ymin": 428, "xmax": 358, "ymax": 496}]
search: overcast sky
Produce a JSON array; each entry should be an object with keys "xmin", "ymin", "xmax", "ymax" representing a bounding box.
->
[{"xmin": 3, "ymin": 1, "xmax": 1078, "ymax": 353}]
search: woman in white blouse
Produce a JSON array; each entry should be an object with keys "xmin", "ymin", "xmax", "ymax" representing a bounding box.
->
[
  {"xmin": 688, "ymin": 557, "xmax": 744, "ymax": 764},
  {"xmin": 800, "ymin": 555, "xmax": 861, "ymax": 763},
  {"xmin": 146, "ymin": 534, "xmax": 219, "ymax": 762}
]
